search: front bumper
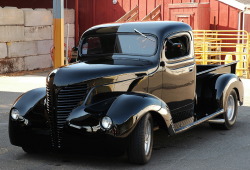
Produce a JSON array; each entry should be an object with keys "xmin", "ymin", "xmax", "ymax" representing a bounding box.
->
[{"xmin": 9, "ymin": 117, "xmax": 117, "ymax": 149}]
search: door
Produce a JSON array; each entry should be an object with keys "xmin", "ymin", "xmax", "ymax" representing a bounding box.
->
[{"xmin": 161, "ymin": 32, "xmax": 196, "ymax": 123}]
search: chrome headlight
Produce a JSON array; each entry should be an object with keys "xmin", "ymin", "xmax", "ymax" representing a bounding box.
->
[
  {"xmin": 101, "ymin": 116, "xmax": 113, "ymax": 130},
  {"xmin": 11, "ymin": 109, "xmax": 20, "ymax": 120},
  {"xmin": 10, "ymin": 108, "xmax": 29, "ymax": 125}
]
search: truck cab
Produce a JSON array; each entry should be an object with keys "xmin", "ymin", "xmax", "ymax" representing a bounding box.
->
[{"xmin": 9, "ymin": 21, "xmax": 244, "ymax": 164}]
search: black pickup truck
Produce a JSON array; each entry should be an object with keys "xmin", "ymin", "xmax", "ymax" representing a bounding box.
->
[{"xmin": 9, "ymin": 21, "xmax": 244, "ymax": 164}]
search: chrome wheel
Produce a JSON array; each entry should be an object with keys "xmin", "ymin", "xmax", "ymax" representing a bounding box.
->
[
  {"xmin": 227, "ymin": 95, "xmax": 235, "ymax": 121},
  {"xmin": 128, "ymin": 113, "xmax": 153, "ymax": 164},
  {"xmin": 144, "ymin": 120, "xmax": 152, "ymax": 155},
  {"xmin": 209, "ymin": 89, "xmax": 238, "ymax": 130}
]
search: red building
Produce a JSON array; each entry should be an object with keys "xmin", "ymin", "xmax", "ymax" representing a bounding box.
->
[{"xmin": 1, "ymin": 0, "xmax": 250, "ymax": 42}]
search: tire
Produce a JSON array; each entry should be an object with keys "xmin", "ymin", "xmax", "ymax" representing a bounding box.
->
[
  {"xmin": 127, "ymin": 113, "xmax": 153, "ymax": 164},
  {"xmin": 22, "ymin": 146, "xmax": 38, "ymax": 154},
  {"xmin": 210, "ymin": 89, "xmax": 238, "ymax": 130}
]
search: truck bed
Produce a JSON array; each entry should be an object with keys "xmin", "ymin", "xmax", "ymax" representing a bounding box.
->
[
  {"xmin": 196, "ymin": 61, "xmax": 238, "ymax": 76},
  {"xmin": 195, "ymin": 61, "xmax": 240, "ymax": 115}
]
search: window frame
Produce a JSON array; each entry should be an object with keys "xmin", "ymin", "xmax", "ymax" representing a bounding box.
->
[
  {"xmin": 163, "ymin": 32, "xmax": 192, "ymax": 60},
  {"xmin": 79, "ymin": 33, "xmax": 158, "ymax": 57}
]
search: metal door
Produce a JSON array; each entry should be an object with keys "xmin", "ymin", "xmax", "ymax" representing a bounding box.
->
[{"xmin": 161, "ymin": 32, "xmax": 196, "ymax": 123}]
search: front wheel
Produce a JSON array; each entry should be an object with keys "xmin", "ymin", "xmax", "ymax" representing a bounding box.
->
[
  {"xmin": 22, "ymin": 146, "xmax": 38, "ymax": 154},
  {"xmin": 127, "ymin": 113, "xmax": 153, "ymax": 164},
  {"xmin": 210, "ymin": 89, "xmax": 238, "ymax": 130}
]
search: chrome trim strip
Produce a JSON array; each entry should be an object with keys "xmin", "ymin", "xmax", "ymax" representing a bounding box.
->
[
  {"xmin": 197, "ymin": 61, "xmax": 238, "ymax": 76},
  {"xmin": 207, "ymin": 119, "xmax": 225, "ymax": 124},
  {"xmin": 68, "ymin": 123, "xmax": 101, "ymax": 132}
]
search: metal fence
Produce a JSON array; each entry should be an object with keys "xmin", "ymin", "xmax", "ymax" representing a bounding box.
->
[{"xmin": 193, "ymin": 30, "xmax": 250, "ymax": 78}]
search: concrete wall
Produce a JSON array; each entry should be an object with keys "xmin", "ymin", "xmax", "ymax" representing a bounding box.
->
[{"xmin": 0, "ymin": 7, "xmax": 75, "ymax": 74}]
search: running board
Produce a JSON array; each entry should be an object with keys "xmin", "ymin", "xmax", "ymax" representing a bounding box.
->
[{"xmin": 175, "ymin": 109, "xmax": 224, "ymax": 134}]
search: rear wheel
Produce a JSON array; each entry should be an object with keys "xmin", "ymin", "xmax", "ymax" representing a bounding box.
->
[
  {"xmin": 128, "ymin": 113, "xmax": 153, "ymax": 164},
  {"xmin": 210, "ymin": 89, "xmax": 238, "ymax": 130}
]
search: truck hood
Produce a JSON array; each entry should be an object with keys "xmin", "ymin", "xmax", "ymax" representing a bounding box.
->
[{"xmin": 51, "ymin": 62, "xmax": 151, "ymax": 87}]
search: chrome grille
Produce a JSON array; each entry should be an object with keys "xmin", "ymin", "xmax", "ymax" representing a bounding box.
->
[
  {"xmin": 46, "ymin": 84, "xmax": 57, "ymax": 148},
  {"xmin": 47, "ymin": 83, "xmax": 88, "ymax": 148}
]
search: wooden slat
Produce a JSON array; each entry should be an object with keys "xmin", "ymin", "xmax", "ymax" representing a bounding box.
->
[
  {"xmin": 127, "ymin": 12, "xmax": 139, "ymax": 22},
  {"xmin": 150, "ymin": 5, "xmax": 161, "ymax": 17},
  {"xmin": 141, "ymin": 4, "xmax": 161, "ymax": 21},
  {"xmin": 116, "ymin": 5, "xmax": 139, "ymax": 22},
  {"xmin": 152, "ymin": 12, "xmax": 161, "ymax": 21},
  {"xmin": 142, "ymin": 14, "xmax": 152, "ymax": 21}
]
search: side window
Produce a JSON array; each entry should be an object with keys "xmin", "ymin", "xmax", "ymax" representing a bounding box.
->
[
  {"xmin": 165, "ymin": 34, "xmax": 190, "ymax": 59},
  {"xmin": 82, "ymin": 37, "xmax": 102, "ymax": 55},
  {"xmin": 81, "ymin": 35, "xmax": 116, "ymax": 55}
]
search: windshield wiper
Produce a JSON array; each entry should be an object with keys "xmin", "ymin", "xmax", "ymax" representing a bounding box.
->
[{"xmin": 134, "ymin": 29, "xmax": 155, "ymax": 42}]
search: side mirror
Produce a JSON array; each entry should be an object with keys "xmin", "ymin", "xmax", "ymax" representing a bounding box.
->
[
  {"xmin": 72, "ymin": 46, "xmax": 78, "ymax": 51},
  {"xmin": 172, "ymin": 43, "xmax": 182, "ymax": 50},
  {"xmin": 165, "ymin": 43, "xmax": 183, "ymax": 59},
  {"xmin": 71, "ymin": 47, "xmax": 79, "ymax": 63}
]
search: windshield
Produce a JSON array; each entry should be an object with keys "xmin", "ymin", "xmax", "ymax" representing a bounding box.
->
[{"xmin": 80, "ymin": 33, "xmax": 157, "ymax": 56}]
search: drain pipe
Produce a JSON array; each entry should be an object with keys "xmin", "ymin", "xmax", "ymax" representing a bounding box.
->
[
  {"xmin": 75, "ymin": 0, "xmax": 79, "ymax": 45},
  {"xmin": 238, "ymin": 10, "xmax": 243, "ymax": 44},
  {"xmin": 238, "ymin": 8, "xmax": 247, "ymax": 44},
  {"xmin": 242, "ymin": 9, "xmax": 246, "ymax": 44},
  {"xmin": 65, "ymin": 23, "xmax": 69, "ymax": 64}
]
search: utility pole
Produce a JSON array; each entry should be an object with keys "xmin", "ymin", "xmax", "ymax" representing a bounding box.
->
[{"xmin": 53, "ymin": 0, "xmax": 64, "ymax": 68}]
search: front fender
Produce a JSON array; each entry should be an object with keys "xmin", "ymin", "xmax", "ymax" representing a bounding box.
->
[
  {"xmin": 215, "ymin": 74, "xmax": 244, "ymax": 108},
  {"xmin": 9, "ymin": 87, "xmax": 48, "ymax": 146},
  {"xmin": 106, "ymin": 93, "xmax": 174, "ymax": 137},
  {"xmin": 12, "ymin": 87, "xmax": 46, "ymax": 117}
]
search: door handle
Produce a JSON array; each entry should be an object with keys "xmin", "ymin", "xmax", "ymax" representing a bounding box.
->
[
  {"xmin": 189, "ymin": 67, "xmax": 193, "ymax": 72},
  {"xmin": 160, "ymin": 61, "xmax": 165, "ymax": 67}
]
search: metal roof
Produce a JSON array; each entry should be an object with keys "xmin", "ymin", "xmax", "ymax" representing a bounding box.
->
[
  {"xmin": 235, "ymin": 0, "xmax": 250, "ymax": 5},
  {"xmin": 218, "ymin": 0, "xmax": 247, "ymax": 10}
]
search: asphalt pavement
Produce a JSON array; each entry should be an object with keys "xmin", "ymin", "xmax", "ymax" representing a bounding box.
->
[{"xmin": 0, "ymin": 70, "xmax": 250, "ymax": 170}]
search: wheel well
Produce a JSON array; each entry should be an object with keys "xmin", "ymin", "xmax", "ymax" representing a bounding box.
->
[
  {"xmin": 233, "ymin": 88, "xmax": 241, "ymax": 104},
  {"xmin": 149, "ymin": 111, "xmax": 169, "ymax": 134}
]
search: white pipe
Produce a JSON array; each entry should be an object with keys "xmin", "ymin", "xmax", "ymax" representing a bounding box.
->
[
  {"xmin": 66, "ymin": 23, "xmax": 69, "ymax": 64},
  {"xmin": 242, "ymin": 9, "xmax": 246, "ymax": 44},
  {"xmin": 243, "ymin": 10, "xmax": 246, "ymax": 32},
  {"xmin": 238, "ymin": 10, "xmax": 243, "ymax": 43}
]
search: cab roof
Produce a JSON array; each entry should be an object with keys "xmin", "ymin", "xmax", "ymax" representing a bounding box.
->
[{"xmin": 83, "ymin": 21, "xmax": 192, "ymax": 38}]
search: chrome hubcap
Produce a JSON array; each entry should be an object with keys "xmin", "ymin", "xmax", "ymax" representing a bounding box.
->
[
  {"xmin": 227, "ymin": 95, "xmax": 235, "ymax": 121},
  {"xmin": 144, "ymin": 120, "xmax": 152, "ymax": 155}
]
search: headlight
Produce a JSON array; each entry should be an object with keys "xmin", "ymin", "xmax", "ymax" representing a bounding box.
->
[
  {"xmin": 10, "ymin": 108, "xmax": 29, "ymax": 125},
  {"xmin": 11, "ymin": 109, "xmax": 20, "ymax": 120},
  {"xmin": 101, "ymin": 116, "xmax": 112, "ymax": 130}
]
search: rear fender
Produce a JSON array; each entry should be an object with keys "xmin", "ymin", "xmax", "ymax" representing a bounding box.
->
[
  {"xmin": 215, "ymin": 74, "xmax": 244, "ymax": 108},
  {"xmin": 106, "ymin": 93, "xmax": 174, "ymax": 137}
]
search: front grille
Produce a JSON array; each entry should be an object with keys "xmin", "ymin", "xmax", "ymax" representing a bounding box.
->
[
  {"xmin": 47, "ymin": 83, "xmax": 88, "ymax": 148},
  {"xmin": 46, "ymin": 84, "xmax": 56, "ymax": 147}
]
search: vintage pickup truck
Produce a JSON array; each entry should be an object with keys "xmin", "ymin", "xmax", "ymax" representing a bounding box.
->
[{"xmin": 9, "ymin": 21, "xmax": 244, "ymax": 164}]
